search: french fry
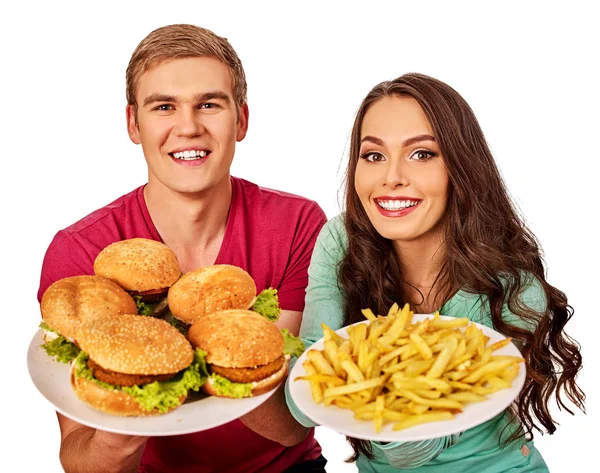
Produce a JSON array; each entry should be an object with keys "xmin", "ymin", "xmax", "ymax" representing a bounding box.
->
[
  {"xmin": 382, "ymin": 357, "xmax": 424, "ymax": 374},
  {"xmin": 396, "ymin": 389, "xmax": 464, "ymax": 410},
  {"xmin": 501, "ymin": 363, "xmax": 519, "ymax": 383},
  {"xmin": 378, "ymin": 303, "xmax": 412, "ymax": 345},
  {"xmin": 415, "ymin": 390, "xmax": 443, "ymax": 399},
  {"xmin": 294, "ymin": 374, "xmax": 346, "ymax": 386},
  {"xmin": 409, "ymin": 333, "xmax": 434, "ymax": 360},
  {"xmin": 446, "ymin": 391, "xmax": 487, "ymax": 402},
  {"xmin": 404, "ymin": 358, "xmax": 435, "ymax": 377},
  {"xmin": 462, "ymin": 359, "xmax": 516, "ymax": 384},
  {"xmin": 341, "ymin": 359, "xmax": 366, "ymax": 383},
  {"xmin": 374, "ymin": 395, "xmax": 385, "ymax": 432},
  {"xmin": 323, "ymin": 340, "xmax": 346, "ymax": 378},
  {"xmin": 488, "ymin": 337, "xmax": 512, "ymax": 352},
  {"xmin": 321, "ymin": 322, "xmax": 344, "ymax": 345},
  {"xmin": 387, "ymin": 303, "xmax": 400, "ymax": 317},
  {"xmin": 323, "ymin": 377, "xmax": 385, "ymax": 398},
  {"xmin": 351, "ymin": 323, "xmax": 368, "ymax": 357},
  {"xmin": 307, "ymin": 350, "xmax": 337, "ymax": 376},
  {"xmin": 302, "ymin": 360, "xmax": 323, "ymax": 404},
  {"xmin": 432, "ymin": 317, "xmax": 469, "ymax": 329},
  {"xmin": 361, "ymin": 308, "xmax": 377, "ymax": 322},
  {"xmin": 426, "ymin": 337, "xmax": 458, "ymax": 379}
]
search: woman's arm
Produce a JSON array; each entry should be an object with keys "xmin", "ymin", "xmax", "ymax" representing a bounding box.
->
[{"xmin": 285, "ymin": 217, "xmax": 347, "ymax": 427}]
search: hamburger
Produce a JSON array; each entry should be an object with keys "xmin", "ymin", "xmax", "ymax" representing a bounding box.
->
[
  {"xmin": 167, "ymin": 265, "xmax": 282, "ymax": 330},
  {"xmin": 187, "ymin": 309, "xmax": 304, "ymax": 398},
  {"xmin": 93, "ymin": 238, "xmax": 181, "ymax": 316},
  {"xmin": 40, "ymin": 275, "xmax": 137, "ymax": 363},
  {"xmin": 71, "ymin": 314, "xmax": 207, "ymax": 416}
]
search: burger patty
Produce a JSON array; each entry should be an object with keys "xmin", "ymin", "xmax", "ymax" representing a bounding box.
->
[
  {"xmin": 87, "ymin": 359, "xmax": 174, "ymax": 386},
  {"xmin": 210, "ymin": 355, "xmax": 285, "ymax": 384},
  {"xmin": 130, "ymin": 290, "xmax": 168, "ymax": 303}
]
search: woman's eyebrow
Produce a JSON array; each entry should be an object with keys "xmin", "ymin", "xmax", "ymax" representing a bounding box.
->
[
  {"xmin": 402, "ymin": 134, "xmax": 436, "ymax": 147},
  {"xmin": 360, "ymin": 134, "xmax": 436, "ymax": 147},
  {"xmin": 361, "ymin": 135, "xmax": 384, "ymax": 146}
]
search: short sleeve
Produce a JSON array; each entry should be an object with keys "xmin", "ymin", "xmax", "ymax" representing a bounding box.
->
[
  {"xmin": 37, "ymin": 231, "xmax": 95, "ymax": 302},
  {"xmin": 467, "ymin": 274, "xmax": 548, "ymax": 332},
  {"xmin": 299, "ymin": 216, "xmax": 347, "ymax": 347}
]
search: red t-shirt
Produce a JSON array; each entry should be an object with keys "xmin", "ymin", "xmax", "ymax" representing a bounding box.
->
[{"xmin": 38, "ymin": 176, "xmax": 327, "ymax": 473}]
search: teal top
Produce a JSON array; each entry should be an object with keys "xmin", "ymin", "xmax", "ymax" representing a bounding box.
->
[{"xmin": 285, "ymin": 216, "xmax": 549, "ymax": 472}]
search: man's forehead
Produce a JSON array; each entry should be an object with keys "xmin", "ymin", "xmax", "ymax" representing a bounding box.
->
[{"xmin": 136, "ymin": 57, "xmax": 234, "ymax": 100}]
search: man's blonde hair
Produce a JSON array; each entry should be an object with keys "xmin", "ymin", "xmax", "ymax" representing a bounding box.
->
[{"xmin": 126, "ymin": 24, "xmax": 247, "ymax": 112}]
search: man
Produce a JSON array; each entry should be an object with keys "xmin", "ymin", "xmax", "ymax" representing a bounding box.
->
[{"xmin": 37, "ymin": 24, "xmax": 327, "ymax": 473}]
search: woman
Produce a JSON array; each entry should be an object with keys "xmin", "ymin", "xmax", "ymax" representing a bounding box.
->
[{"xmin": 285, "ymin": 73, "xmax": 584, "ymax": 472}]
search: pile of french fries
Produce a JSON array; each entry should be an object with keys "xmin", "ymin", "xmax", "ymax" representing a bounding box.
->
[{"xmin": 295, "ymin": 303, "xmax": 524, "ymax": 432}]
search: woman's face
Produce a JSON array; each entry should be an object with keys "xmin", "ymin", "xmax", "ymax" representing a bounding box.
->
[{"xmin": 355, "ymin": 96, "xmax": 449, "ymax": 244}]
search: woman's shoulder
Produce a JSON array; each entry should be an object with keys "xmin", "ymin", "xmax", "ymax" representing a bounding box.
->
[
  {"xmin": 445, "ymin": 271, "xmax": 547, "ymax": 329},
  {"xmin": 455, "ymin": 272, "xmax": 544, "ymax": 302},
  {"xmin": 316, "ymin": 214, "xmax": 348, "ymax": 249}
]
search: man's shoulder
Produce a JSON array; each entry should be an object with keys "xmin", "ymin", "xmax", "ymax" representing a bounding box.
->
[
  {"xmin": 233, "ymin": 176, "xmax": 323, "ymax": 212},
  {"xmin": 60, "ymin": 186, "xmax": 144, "ymax": 238},
  {"xmin": 232, "ymin": 177, "xmax": 327, "ymax": 234}
]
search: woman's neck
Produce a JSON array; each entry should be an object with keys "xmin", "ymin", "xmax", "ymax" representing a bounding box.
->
[{"xmin": 392, "ymin": 230, "xmax": 447, "ymax": 313}]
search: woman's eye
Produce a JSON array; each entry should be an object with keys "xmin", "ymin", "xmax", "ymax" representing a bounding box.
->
[
  {"xmin": 410, "ymin": 150, "xmax": 435, "ymax": 161},
  {"xmin": 360, "ymin": 152, "xmax": 386, "ymax": 163}
]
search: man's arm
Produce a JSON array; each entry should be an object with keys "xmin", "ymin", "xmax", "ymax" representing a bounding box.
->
[
  {"xmin": 58, "ymin": 413, "xmax": 148, "ymax": 473},
  {"xmin": 239, "ymin": 309, "xmax": 309, "ymax": 446}
]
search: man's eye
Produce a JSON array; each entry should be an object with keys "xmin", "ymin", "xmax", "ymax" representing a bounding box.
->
[
  {"xmin": 154, "ymin": 104, "xmax": 173, "ymax": 111},
  {"xmin": 360, "ymin": 152, "xmax": 386, "ymax": 163},
  {"xmin": 199, "ymin": 103, "xmax": 218, "ymax": 110}
]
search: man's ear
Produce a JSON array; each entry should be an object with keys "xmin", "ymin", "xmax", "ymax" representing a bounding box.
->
[
  {"xmin": 236, "ymin": 102, "xmax": 249, "ymax": 142},
  {"xmin": 126, "ymin": 104, "xmax": 141, "ymax": 144}
]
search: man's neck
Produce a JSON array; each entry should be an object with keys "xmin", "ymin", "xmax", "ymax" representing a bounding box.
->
[{"xmin": 143, "ymin": 176, "xmax": 232, "ymax": 272}]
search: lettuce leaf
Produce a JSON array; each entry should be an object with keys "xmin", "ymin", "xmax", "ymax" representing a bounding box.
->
[
  {"xmin": 280, "ymin": 329, "xmax": 305, "ymax": 358},
  {"xmin": 39, "ymin": 321, "xmax": 55, "ymax": 333},
  {"xmin": 74, "ymin": 349, "xmax": 208, "ymax": 413},
  {"xmin": 133, "ymin": 295, "xmax": 158, "ymax": 316},
  {"xmin": 252, "ymin": 288, "xmax": 281, "ymax": 322},
  {"xmin": 39, "ymin": 322, "xmax": 80, "ymax": 363},
  {"xmin": 209, "ymin": 374, "xmax": 253, "ymax": 398},
  {"xmin": 169, "ymin": 317, "xmax": 190, "ymax": 336}
]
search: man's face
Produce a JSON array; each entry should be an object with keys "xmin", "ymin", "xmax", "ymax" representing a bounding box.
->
[{"xmin": 127, "ymin": 57, "xmax": 248, "ymax": 195}]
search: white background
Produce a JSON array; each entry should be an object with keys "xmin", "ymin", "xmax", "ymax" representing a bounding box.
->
[{"xmin": 1, "ymin": 1, "xmax": 597, "ymax": 471}]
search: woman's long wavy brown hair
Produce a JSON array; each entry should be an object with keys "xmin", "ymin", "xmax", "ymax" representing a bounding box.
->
[{"xmin": 338, "ymin": 73, "xmax": 585, "ymax": 461}]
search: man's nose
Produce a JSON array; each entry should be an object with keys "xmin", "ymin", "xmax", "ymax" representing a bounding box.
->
[{"xmin": 174, "ymin": 108, "xmax": 205, "ymax": 137}]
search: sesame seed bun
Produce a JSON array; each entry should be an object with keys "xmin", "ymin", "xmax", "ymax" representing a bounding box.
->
[
  {"xmin": 93, "ymin": 238, "xmax": 181, "ymax": 293},
  {"xmin": 187, "ymin": 309, "xmax": 284, "ymax": 368},
  {"xmin": 202, "ymin": 356, "xmax": 289, "ymax": 398},
  {"xmin": 168, "ymin": 265, "xmax": 257, "ymax": 325},
  {"xmin": 77, "ymin": 314, "xmax": 193, "ymax": 375},
  {"xmin": 41, "ymin": 275, "xmax": 137, "ymax": 342},
  {"xmin": 70, "ymin": 363, "xmax": 187, "ymax": 416}
]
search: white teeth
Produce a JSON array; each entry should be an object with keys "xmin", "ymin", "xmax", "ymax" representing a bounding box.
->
[
  {"xmin": 377, "ymin": 199, "xmax": 420, "ymax": 211},
  {"xmin": 172, "ymin": 150, "xmax": 208, "ymax": 160}
]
